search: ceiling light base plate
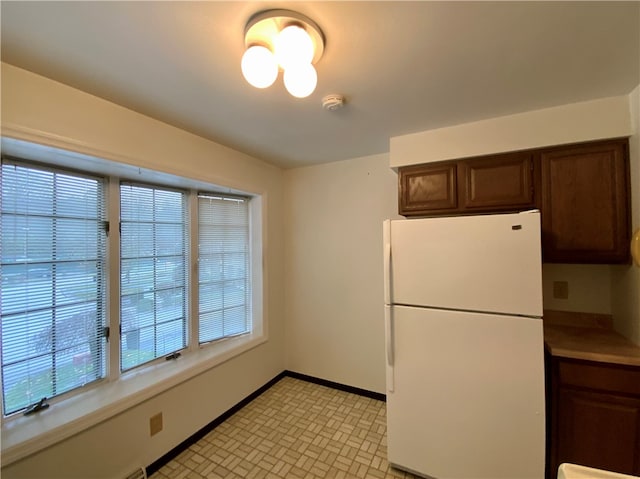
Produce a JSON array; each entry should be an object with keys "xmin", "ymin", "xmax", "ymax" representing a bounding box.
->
[{"xmin": 244, "ymin": 9, "xmax": 325, "ymax": 64}]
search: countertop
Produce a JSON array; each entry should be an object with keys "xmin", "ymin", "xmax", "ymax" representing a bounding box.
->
[{"xmin": 543, "ymin": 310, "xmax": 640, "ymax": 367}]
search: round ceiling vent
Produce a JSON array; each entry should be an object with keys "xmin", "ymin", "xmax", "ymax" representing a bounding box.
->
[{"xmin": 322, "ymin": 94, "xmax": 345, "ymax": 111}]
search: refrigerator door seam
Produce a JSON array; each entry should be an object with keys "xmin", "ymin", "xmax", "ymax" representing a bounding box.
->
[{"xmin": 393, "ymin": 303, "xmax": 542, "ymax": 320}]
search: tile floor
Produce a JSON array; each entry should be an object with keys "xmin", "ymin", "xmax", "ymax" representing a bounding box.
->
[{"xmin": 149, "ymin": 376, "xmax": 420, "ymax": 479}]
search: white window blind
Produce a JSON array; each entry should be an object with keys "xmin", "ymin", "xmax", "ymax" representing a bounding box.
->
[
  {"xmin": 1, "ymin": 160, "xmax": 107, "ymax": 415},
  {"xmin": 198, "ymin": 194, "xmax": 251, "ymax": 344},
  {"xmin": 120, "ymin": 183, "xmax": 187, "ymax": 371}
]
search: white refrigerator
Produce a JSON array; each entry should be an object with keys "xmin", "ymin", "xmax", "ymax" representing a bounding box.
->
[{"xmin": 383, "ymin": 211, "xmax": 546, "ymax": 479}]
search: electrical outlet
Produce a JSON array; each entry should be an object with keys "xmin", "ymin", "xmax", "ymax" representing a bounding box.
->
[
  {"xmin": 553, "ymin": 281, "xmax": 569, "ymax": 300},
  {"xmin": 149, "ymin": 412, "xmax": 163, "ymax": 436}
]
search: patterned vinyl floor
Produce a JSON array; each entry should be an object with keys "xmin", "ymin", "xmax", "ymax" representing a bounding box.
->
[{"xmin": 149, "ymin": 376, "xmax": 420, "ymax": 479}]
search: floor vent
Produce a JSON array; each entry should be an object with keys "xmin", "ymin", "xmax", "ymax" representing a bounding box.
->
[{"xmin": 124, "ymin": 467, "xmax": 146, "ymax": 479}]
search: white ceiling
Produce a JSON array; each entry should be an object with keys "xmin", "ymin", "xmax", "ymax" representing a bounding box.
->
[{"xmin": 1, "ymin": 1, "xmax": 639, "ymax": 169}]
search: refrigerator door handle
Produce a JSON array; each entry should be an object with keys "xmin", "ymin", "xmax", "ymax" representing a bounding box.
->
[
  {"xmin": 383, "ymin": 220, "xmax": 394, "ymax": 392},
  {"xmin": 383, "ymin": 220, "xmax": 392, "ymax": 305},
  {"xmin": 385, "ymin": 305, "xmax": 394, "ymax": 392}
]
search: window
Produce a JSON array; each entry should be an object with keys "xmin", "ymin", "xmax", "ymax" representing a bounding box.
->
[
  {"xmin": 120, "ymin": 183, "xmax": 187, "ymax": 371},
  {"xmin": 1, "ymin": 161, "xmax": 107, "ymax": 415},
  {"xmin": 198, "ymin": 194, "xmax": 251, "ymax": 343},
  {"xmin": 0, "ymin": 153, "xmax": 259, "ymax": 419}
]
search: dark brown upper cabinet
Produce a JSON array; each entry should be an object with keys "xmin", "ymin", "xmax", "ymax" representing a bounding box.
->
[
  {"xmin": 398, "ymin": 151, "xmax": 535, "ymax": 217},
  {"xmin": 398, "ymin": 162, "xmax": 458, "ymax": 215},
  {"xmin": 540, "ymin": 139, "xmax": 630, "ymax": 264},
  {"xmin": 397, "ymin": 138, "xmax": 631, "ymax": 264},
  {"xmin": 458, "ymin": 153, "xmax": 535, "ymax": 211}
]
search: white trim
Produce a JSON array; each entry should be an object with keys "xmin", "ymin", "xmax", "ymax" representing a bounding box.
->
[
  {"xmin": 0, "ymin": 127, "xmax": 260, "ymax": 197},
  {"xmin": 107, "ymin": 177, "xmax": 123, "ymax": 382},
  {"xmin": 188, "ymin": 193, "xmax": 200, "ymax": 352}
]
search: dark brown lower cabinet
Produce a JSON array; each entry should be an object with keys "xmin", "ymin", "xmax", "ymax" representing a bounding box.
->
[{"xmin": 548, "ymin": 357, "xmax": 640, "ymax": 478}]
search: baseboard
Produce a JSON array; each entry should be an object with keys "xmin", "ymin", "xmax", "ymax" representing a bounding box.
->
[
  {"xmin": 145, "ymin": 370, "xmax": 385, "ymax": 476},
  {"xmin": 283, "ymin": 370, "xmax": 386, "ymax": 402}
]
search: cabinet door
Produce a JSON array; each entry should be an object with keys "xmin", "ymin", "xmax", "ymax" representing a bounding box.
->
[
  {"xmin": 398, "ymin": 162, "xmax": 457, "ymax": 216},
  {"xmin": 541, "ymin": 139, "xmax": 630, "ymax": 263},
  {"xmin": 458, "ymin": 153, "xmax": 535, "ymax": 211},
  {"xmin": 556, "ymin": 388, "xmax": 640, "ymax": 475}
]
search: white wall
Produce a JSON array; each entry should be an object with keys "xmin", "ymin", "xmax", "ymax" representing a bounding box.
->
[
  {"xmin": 612, "ymin": 85, "xmax": 640, "ymax": 345},
  {"xmin": 390, "ymin": 95, "xmax": 632, "ymax": 168},
  {"xmin": 541, "ymin": 264, "xmax": 612, "ymax": 314},
  {"xmin": 1, "ymin": 63, "xmax": 286, "ymax": 478},
  {"xmin": 283, "ymin": 154, "xmax": 400, "ymax": 394}
]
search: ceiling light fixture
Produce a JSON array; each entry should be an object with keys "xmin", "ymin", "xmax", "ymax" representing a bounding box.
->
[{"xmin": 241, "ymin": 9, "xmax": 325, "ymax": 99}]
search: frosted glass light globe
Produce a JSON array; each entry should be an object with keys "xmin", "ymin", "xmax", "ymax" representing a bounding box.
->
[
  {"xmin": 241, "ymin": 45, "xmax": 278, "ymax": 89},
  {"xmin": 283, "ymin": 63, "xmax": 317, "ymax": 98},
  {"xmin": 275, "ymin": 25, "xmax": 314, "ymax": 69}
]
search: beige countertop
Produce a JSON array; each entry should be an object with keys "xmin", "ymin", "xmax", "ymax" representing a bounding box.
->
[{"xmin": 543, "ymin": 310, "xmax": 640, "ymax": 367}]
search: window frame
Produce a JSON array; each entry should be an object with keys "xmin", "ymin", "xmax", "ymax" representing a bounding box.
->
[
  {"xmin": 0, "ymin": 158, "xmax": 109, "ymax": 415},
  {"xmin": 119, "ymin": 180, "xmax": 190, "ymax": 372},
  {"xmin": 0, "ymin": 140, "xmax": 266, "ymax": 465},
  {"xmin": 197, "ymin": 192, "xmax": 252, "ymax": 345}
]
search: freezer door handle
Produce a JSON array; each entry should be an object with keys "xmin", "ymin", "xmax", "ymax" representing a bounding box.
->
[
  {"xmin": 384, "ymin": 242, "xmax": 391, "ymax": 304},
  {"xmin": 383, "ymin": 220, "xmax": 392, "ymax": 305},
  {"xmin": 385, "ymin": 305, "xmax": 394, "ymax": 392}
]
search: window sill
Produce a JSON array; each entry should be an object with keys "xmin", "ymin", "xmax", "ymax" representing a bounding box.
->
[{"xmin": 1, "ymin": 333, "xmax": 267, "ymax": 466}]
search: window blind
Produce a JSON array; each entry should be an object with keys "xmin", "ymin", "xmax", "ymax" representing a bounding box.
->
[
  {"xmin": 1, "ymin": 161, "xmax": 107, "ymax": 415},
  {"xmin": 120, "ymin": 183, "xmax": 187, "ymax": 371},
  {"xmin": 198, "ymin": 194, "xmax": 251, "ymax": 344}
]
